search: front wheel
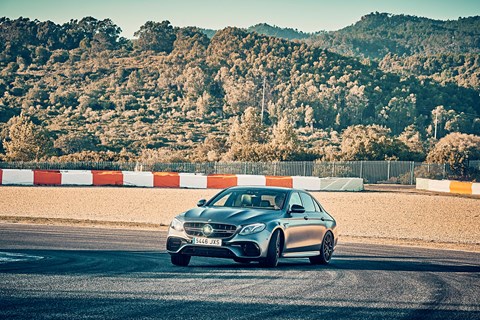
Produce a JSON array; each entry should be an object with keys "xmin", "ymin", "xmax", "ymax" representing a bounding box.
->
[
  {"xmin": 260, "ymin": 230, "xmax": 281, "ymax": 268},
  {"xmin": 309, "ymin": 231, "xmax": 334, "ymax": 265},
  {"xmin": 171, "ymin": 253, "xmax": 191, "ymax": 266}
]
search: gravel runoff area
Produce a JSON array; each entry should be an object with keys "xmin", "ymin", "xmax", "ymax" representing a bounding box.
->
[{"xmin": 0, "ymin": 185, "xmax": 479, "ymax": 252}]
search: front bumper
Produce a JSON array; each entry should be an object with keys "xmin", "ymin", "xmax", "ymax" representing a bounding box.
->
[{"xmin": 166, "ymin": 227, "xmax": 272, "ymax": 259}]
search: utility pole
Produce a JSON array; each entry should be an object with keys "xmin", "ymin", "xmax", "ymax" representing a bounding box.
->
[
  {"xmin": 261, "ymin": 76, "xmax": 266, "ymax": 124},
  {"xmin": 434, "ymin": 111, "xmax": 438, "ymax": 140}
]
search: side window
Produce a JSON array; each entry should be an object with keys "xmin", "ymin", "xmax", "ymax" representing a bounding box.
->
[
  {"xmin": 288, "ymin": 192, "xmax": 302, "ymax": 209},
  {"xmin": 313, "ymin": 199, "xmax": 322, "ymax": 212},
  {"xmin": 299, "ymin": 193, "xmax": 316, "ymax": 212}
]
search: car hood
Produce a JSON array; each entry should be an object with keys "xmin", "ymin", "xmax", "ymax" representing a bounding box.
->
[{"xmin": 181, "ymin": 206, "xmax": 280, "ymax": 225}]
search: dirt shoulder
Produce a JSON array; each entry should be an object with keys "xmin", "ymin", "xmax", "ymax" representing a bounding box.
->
[{"xmin": 0, "ymin": 185, "xmax": 479, "ymax": 252}]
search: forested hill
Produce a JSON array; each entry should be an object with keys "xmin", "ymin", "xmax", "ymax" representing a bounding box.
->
[
  {"xmin": 247, "ymin": 23, "xmax": 311, "ymax": 40},
  {"xmin": 0, "ymin": 16, "xmax": 479, "ymax": 165},
  {"xmin": 309, "ymin": 12, "xmax": 480, "ymax": 59},
  {"xmin": 201, "ymin": 23, "xmax": 312, "ymax": 40},
  {"xmin": 212, "ymin": 14, "xmax": 480, "ymax": 90}
]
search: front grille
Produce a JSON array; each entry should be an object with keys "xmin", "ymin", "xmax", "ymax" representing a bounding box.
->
[
  {"xmin": 180, "ymin": 246, "xmax": 234, "ymax": 258},
  {"xmin": 184, "ymin": 222, "xmax": 237, "ymax": 239}
]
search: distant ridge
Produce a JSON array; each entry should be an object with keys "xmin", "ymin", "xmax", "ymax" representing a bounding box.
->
[
  {"xmin": 247, "ymin": 23, "xmax": 312, "ymax": 40},
  {"xmin": 309, "ymin": 12, "xmax": 480, "ymax": 59}
]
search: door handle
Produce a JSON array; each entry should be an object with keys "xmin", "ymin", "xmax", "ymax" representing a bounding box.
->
[{"xmin": 304, "ymin": 216, "xmax": 309, "ymax": 220}]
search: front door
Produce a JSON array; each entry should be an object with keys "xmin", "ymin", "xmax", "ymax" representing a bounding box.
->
[{"xmin": 282, "ymin": 192, "xmax": 318, "ymax": 253}]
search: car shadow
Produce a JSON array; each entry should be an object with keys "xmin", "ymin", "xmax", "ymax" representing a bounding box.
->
[{"xmin": 0, "ymin": 249, "xmax": 478, "ymax": 276}]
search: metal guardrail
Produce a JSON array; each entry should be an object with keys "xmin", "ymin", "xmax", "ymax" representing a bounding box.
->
[{"xmin": 1, "ymin": 160, "xmax": 479, "ymax": 185}]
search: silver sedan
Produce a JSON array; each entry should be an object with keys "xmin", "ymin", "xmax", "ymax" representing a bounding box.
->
[{"xmin": 166, "ymin": 186, "xmax": 337, "ymax": 267}]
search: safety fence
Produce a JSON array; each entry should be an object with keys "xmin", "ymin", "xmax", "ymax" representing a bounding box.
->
[{"xmin": 0, "ymin": 160, "xmax": 479, "ymax": 185}]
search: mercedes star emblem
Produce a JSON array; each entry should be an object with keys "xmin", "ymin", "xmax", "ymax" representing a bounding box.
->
[{"xmin": 202, "ymin": 224, "xmax": 214, "ymax": 237}]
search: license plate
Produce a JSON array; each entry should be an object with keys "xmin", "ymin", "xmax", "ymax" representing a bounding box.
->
[{"xmin": 192, "ymin": 237, "xmax": 222, "ymax": 246}]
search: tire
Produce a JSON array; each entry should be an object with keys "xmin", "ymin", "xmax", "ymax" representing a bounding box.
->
[
  {"xmin": 233, "ymin": 257, "xmax": 251, "ymax": 264},
  {"xmin": 310, "ymin": 231, "xmax": 334, "ymax": 265},
  {"xmin": 260, "ymin": 230, "xmax": 281, "ymax": 268},
  {"xmin": 170, "ymin": 253, "xmax": 191, "ymax": 266}
]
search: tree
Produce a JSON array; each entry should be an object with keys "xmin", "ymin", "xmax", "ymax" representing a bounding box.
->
[
  {"xmin": 428, "ymin": 105, "xmax": 473, "ymax": 138},
  {"xmin": 192, "ymin": 133, "xmax": 227, "ymax": 162},
  {"xmin": 344, "ymin": 85, "xmax": 368, "ymax": 126},
  {"xmin": 54, "ymin": 132, "xmax": 100, "ymax": 154},
  {"xmin": 340, "ymin": 125, "xmax": 399, "ymax": 160},
  {"xmin": 398, "ymin": 125, "xmax": 426, "ymax": 161},
  {"xmin": 134, "ymin": 21, "xmax": 176, "ymax": 53},
  {"xmin": 304, "ymin": 105, "xmax": 315, "ymax": 131},
  {"xmin": 426, "ymin": 133, "xmax": 480, "ymax": 179},
  {"xmin": 225, "ymin": 107, "xmax": 266, "ymax": 161},
  {"xmin": 91, "ymin": 18, "xmax": 122, "ymax": 51},
  {"xmin": 268, "ymin": 117, "xmax": 300, "ymax": 160},
  {"xmin": 2, "ymin": 113, "xmax": 53, "ymax": 161},
  {"xmin": 379, "ymin": 94, "xmax": 416, "ymax": 135},
  {"xmin": 229, "ymin": 107, "xmax": 265, "ymax": 146}
]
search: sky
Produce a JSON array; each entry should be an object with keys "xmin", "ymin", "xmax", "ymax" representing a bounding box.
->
[{"xmin": 1, "ymin": 0, "xmax": 479, "ymax": 38}]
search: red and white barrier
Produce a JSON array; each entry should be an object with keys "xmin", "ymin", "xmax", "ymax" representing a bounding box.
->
[
  {"xmin": 320, "ymin": 177, "xmax": 364, "ymax": 191},
  {"xmin": 473, "ymin": 183, "xmax": 480, "ymax": 195},
  {"xmin": 236, "ymin": 174, "xmax": 266, "ymax": 186},
  {"xmin": 179, "ymin": 173, "xmax": 208, "ymax": 189},
  {"xmin": 0, "ymin": 169, "xmax": 364, "ymax": 191},
  {"xmin": 1, "ymin": 169, "xmax": 34, "ymax": 185},
  {"xmin": 123, "ymin": 171, "xmax": 153, "ymax": 187},
  {"xmin": 292, "ymin": 176, "xmax": 321, "ymax": 190},
  {"xmin": 207, "ymin": 174, "xmax": 238, "ymax": 189},
  {"xmin": 61, "ymin": 170, "xmax": 93, "ymax": 185},
  {"xmin": 416, "ymin": 178, "xmax": 480, "ymax": 195},
  {"xmin": 153, "ymin": 172, "xmax": 180, "ymax": 188}
]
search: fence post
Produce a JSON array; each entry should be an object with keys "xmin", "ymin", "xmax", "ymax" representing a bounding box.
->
[
  {"xmin": 410, "ymin": 161, "xmax": 414, "ymax": 185},
  {"xmin": 303, "ymin": 161, "xmax": 307, "ymax": 176},
  {"xmin": 332, "ymin": 161, "xmax": 335, "ymax": 177},
  {"xmin": 387, "ymin": 160, "xmax": 391, "ymax": 181},
  {"xmin": 359, "ymin": 161, "xmax": 363, "ymax": 179}
]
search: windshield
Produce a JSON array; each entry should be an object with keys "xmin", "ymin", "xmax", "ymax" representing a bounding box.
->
[{"xmin": 208, "ymin": 189, "xmax": 287, "ymax": 210}]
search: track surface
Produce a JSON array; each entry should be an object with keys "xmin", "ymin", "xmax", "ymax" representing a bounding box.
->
[{"xmin": 0, "ymin": 224, "xmax": 479, "ymax": 320}]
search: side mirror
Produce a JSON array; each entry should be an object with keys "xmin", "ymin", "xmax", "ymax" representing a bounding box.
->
[
  {"xmin": 197, "ymin": 199, "xmax": 206, "ymax": 207},
  {"xmin": 289, "ymin": 204, "xmax": 305, "ymax": 214}
]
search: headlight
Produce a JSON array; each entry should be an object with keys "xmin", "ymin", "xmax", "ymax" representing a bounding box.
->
[
  {"xmin": 239, "ymin": 223, "xmax": 266, "ymax": 235},
  {"xmin": 170, "ymin": 218, "xmax": 184, "ymax": 231}
]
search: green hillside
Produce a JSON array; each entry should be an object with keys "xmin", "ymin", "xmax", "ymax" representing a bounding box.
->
[{"xmin": 0, "ymin": 16, "xmax": 479, "ymax": 166}]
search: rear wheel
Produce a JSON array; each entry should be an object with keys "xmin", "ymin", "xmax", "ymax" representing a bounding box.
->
[
  {"xmin": 260, "ymin": 230, "xmax": 281, "ymax": 268},
  {"xmin": 171, "ymin": 253, "xmax": 191, "ymax": 266},
  {"xmin": 310, "ymin": 232, "xmax": 334, "ymax": 265}
]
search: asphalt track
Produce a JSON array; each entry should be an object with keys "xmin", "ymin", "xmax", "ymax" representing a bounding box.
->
[{"xmin": 0, "ymin": 223, "xmax": 479, "ymax": 320}]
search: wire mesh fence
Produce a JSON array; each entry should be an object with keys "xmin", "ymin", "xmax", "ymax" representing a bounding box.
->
[{"xmin": 1, "ymin": 160, "xmax": 478, "ymax": 185}]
